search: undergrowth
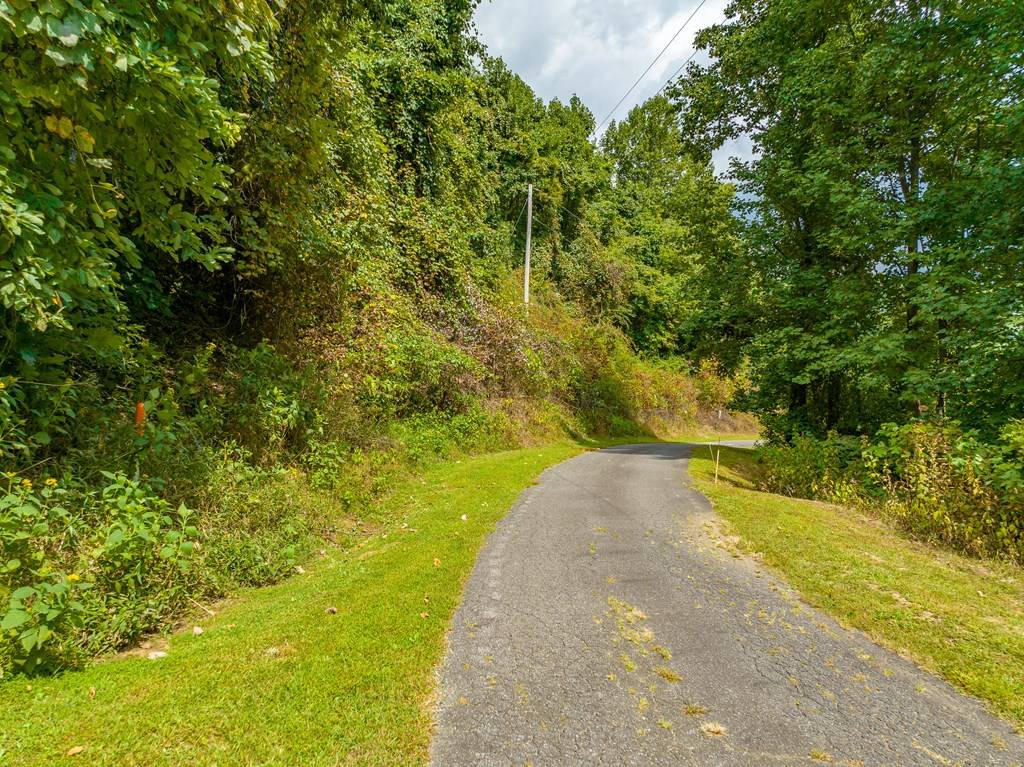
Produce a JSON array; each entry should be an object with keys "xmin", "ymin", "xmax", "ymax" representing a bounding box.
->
[{"xmin": 758, "ymin": 422, "xmax": 1024, "ymax": 563}]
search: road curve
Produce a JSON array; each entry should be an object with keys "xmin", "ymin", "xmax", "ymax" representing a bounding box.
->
[{"xmin": 430, "ymin": 443, "xmax": 1023, "ymax": 766}]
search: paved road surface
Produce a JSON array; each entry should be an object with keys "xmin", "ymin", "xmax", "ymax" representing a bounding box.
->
[{"xmin": 431, "ymin": 443, "xmax": 1023, "ymax": 766}]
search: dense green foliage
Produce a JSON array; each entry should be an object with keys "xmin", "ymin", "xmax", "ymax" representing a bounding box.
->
[
  {"xmin": 5, "ymin": 0, "xmax": 1019, "ymax": 677},
  {"xmin": 675, "ymin": 0, "xmax": 1023, "ymax": 440},
  {"xmin": 0, "ymin": 0, "xmax": 746, "ymax": 674},
  {"xmin": 600, "ymin": 96, "xmax": 743, "ymax": 358}
]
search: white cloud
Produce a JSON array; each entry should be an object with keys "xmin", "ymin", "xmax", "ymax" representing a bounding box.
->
[{"xmin": 472, "ymin": 0, "xmax": 750, "ymax": 175}]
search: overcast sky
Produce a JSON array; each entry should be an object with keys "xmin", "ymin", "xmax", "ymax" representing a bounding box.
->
[{"xmin": 471, "ymin": 0, "xmax": 751, "ymax": 176}]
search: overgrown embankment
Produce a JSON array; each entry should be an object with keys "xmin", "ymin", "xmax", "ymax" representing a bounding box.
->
[
  {"xmin": 757, "ymin": 423, "xmax": 1024, "ymax": 564},
  {"xmin": 0, "ymin": 296, "xmax": 752, "ymax": 676}
]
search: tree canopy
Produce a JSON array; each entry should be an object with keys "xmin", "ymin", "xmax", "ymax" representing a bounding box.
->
[{"xmin": 673, "ymin": 0, "xmax": 1024, "ymax": 439}]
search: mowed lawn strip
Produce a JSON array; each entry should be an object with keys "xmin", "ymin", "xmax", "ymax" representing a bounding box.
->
[
  {"xmin": 0, "ymin": 442, "xmax": 583, "ymax": 766},
  {"xmin": 690, "ymin": 447, "xmax": 1024, "ymax": 732}
]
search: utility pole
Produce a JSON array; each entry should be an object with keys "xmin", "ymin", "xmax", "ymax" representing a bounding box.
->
[{"xmin": 523, "ymin": 183, "xmax": 532, "ymax": 306}]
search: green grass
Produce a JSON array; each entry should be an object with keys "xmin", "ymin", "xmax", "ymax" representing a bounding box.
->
[
  {"xmin": 0, "ymin": 442, "xmax": 584, "ymax": 766},
  {"xmin": 673, "ymin": 431, "xmax": 760, "ymax": 443},
  {"xmin": 690, "ymin": 447, "xmax": 1024, "ymax": 732}
]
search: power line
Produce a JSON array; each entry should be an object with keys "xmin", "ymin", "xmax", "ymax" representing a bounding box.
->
[{"xmin": 592, "ymin": 0, "xmax": 708, "ymax": 136}]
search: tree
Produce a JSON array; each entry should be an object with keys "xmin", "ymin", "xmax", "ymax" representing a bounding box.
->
[
  {"xmin": 600, "ymin": 97, "xmax": 746, "ymax": 358},
  {"xmin": 674, "ymin": 0, "xmax": 1024, "ymax": 438}
]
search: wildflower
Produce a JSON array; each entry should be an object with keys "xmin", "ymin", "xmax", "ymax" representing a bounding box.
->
[
  {"xmin": 67, "ymin": 574, "xmax": 80, "ymax": 583},
  {"xmin": 0, "ymin": 380, "xmax": 5, "ymax": 390},
  {"xmin": 20, "ymin": 478, "xmax": 33, "ymax": 490},
  {"xmin": 45, "ymin": 478, "xmax": 58, "ymax": 488}
]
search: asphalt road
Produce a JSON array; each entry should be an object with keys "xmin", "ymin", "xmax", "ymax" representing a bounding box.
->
[{"xmin": 431, "ymin": 442, "xmax": 1023, "ymax": 766}]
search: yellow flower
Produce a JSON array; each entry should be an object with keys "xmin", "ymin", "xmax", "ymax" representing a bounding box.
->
[
  {"xmin": 0, "ymin": 380, "xmax": 6, "ymax": 390},
  {"xmin": 20, "ymin": 479, "xmax": 33, "ymax": 490},
  {"xmin": 45, "ymin": 478, "xmax": 58, "ymax": 488},
  {"xmin": 67, "ymin": 574, "xmax": 80, "ymax": 583}
]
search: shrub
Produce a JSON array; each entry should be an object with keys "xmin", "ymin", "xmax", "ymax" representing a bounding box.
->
[
  {"xmin": 759, "ymin": 432, "xmax": 865, "ymax": 504},
  {"xmin": 759, "ymin": 422, "xmax": 1024, "ymax": 563},
  {"xmin": 303, "ymin": 437, "xmax": 351, "ymax": 492},
  {"xmin": 217, "ymin": 343, "xmax": 322, "ymax": 465},
  {"xmin": 190, "ymin": 450, "xmax": 313, "ymax": 593},
  {"xmin": 864, "ymin": 422, "xmax": 1023, "ymax": 562},
  {"xmin": 391, "ymin": 405, "xmax": 501, "ymax": 465},
  {"xmin": 694, "ymin": 359, "xmax": 737, "ymax": 410},
  {"xmin": 0, "ymin": 473, "xmax": 197, "ymax": 673}
]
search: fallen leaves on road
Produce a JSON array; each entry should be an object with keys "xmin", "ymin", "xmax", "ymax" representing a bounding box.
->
[
  {"xmin": 700, "ymin": 721, "xmax": 727, "ymax": 737},
  {"xmin": 654, "ymin": 666, "xmax": 681, "ymax": 683}
]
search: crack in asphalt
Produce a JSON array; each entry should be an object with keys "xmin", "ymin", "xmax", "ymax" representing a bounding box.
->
[{"xmin": 430, "ymin": 443, "xmax": 1024, "ymax": 766}]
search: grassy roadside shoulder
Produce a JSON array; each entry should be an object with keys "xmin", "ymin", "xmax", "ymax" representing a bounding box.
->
[
  {"xmin": 0, "ymin": 442, "xmax": 585, "ymax": 766},
  {"xmin": 689, "ymin": 446, "xmax": 1024, "ymax": 732},
  {"xmin": 672, "ymin": 431, "xmax": 760, "ymax": 444}
]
